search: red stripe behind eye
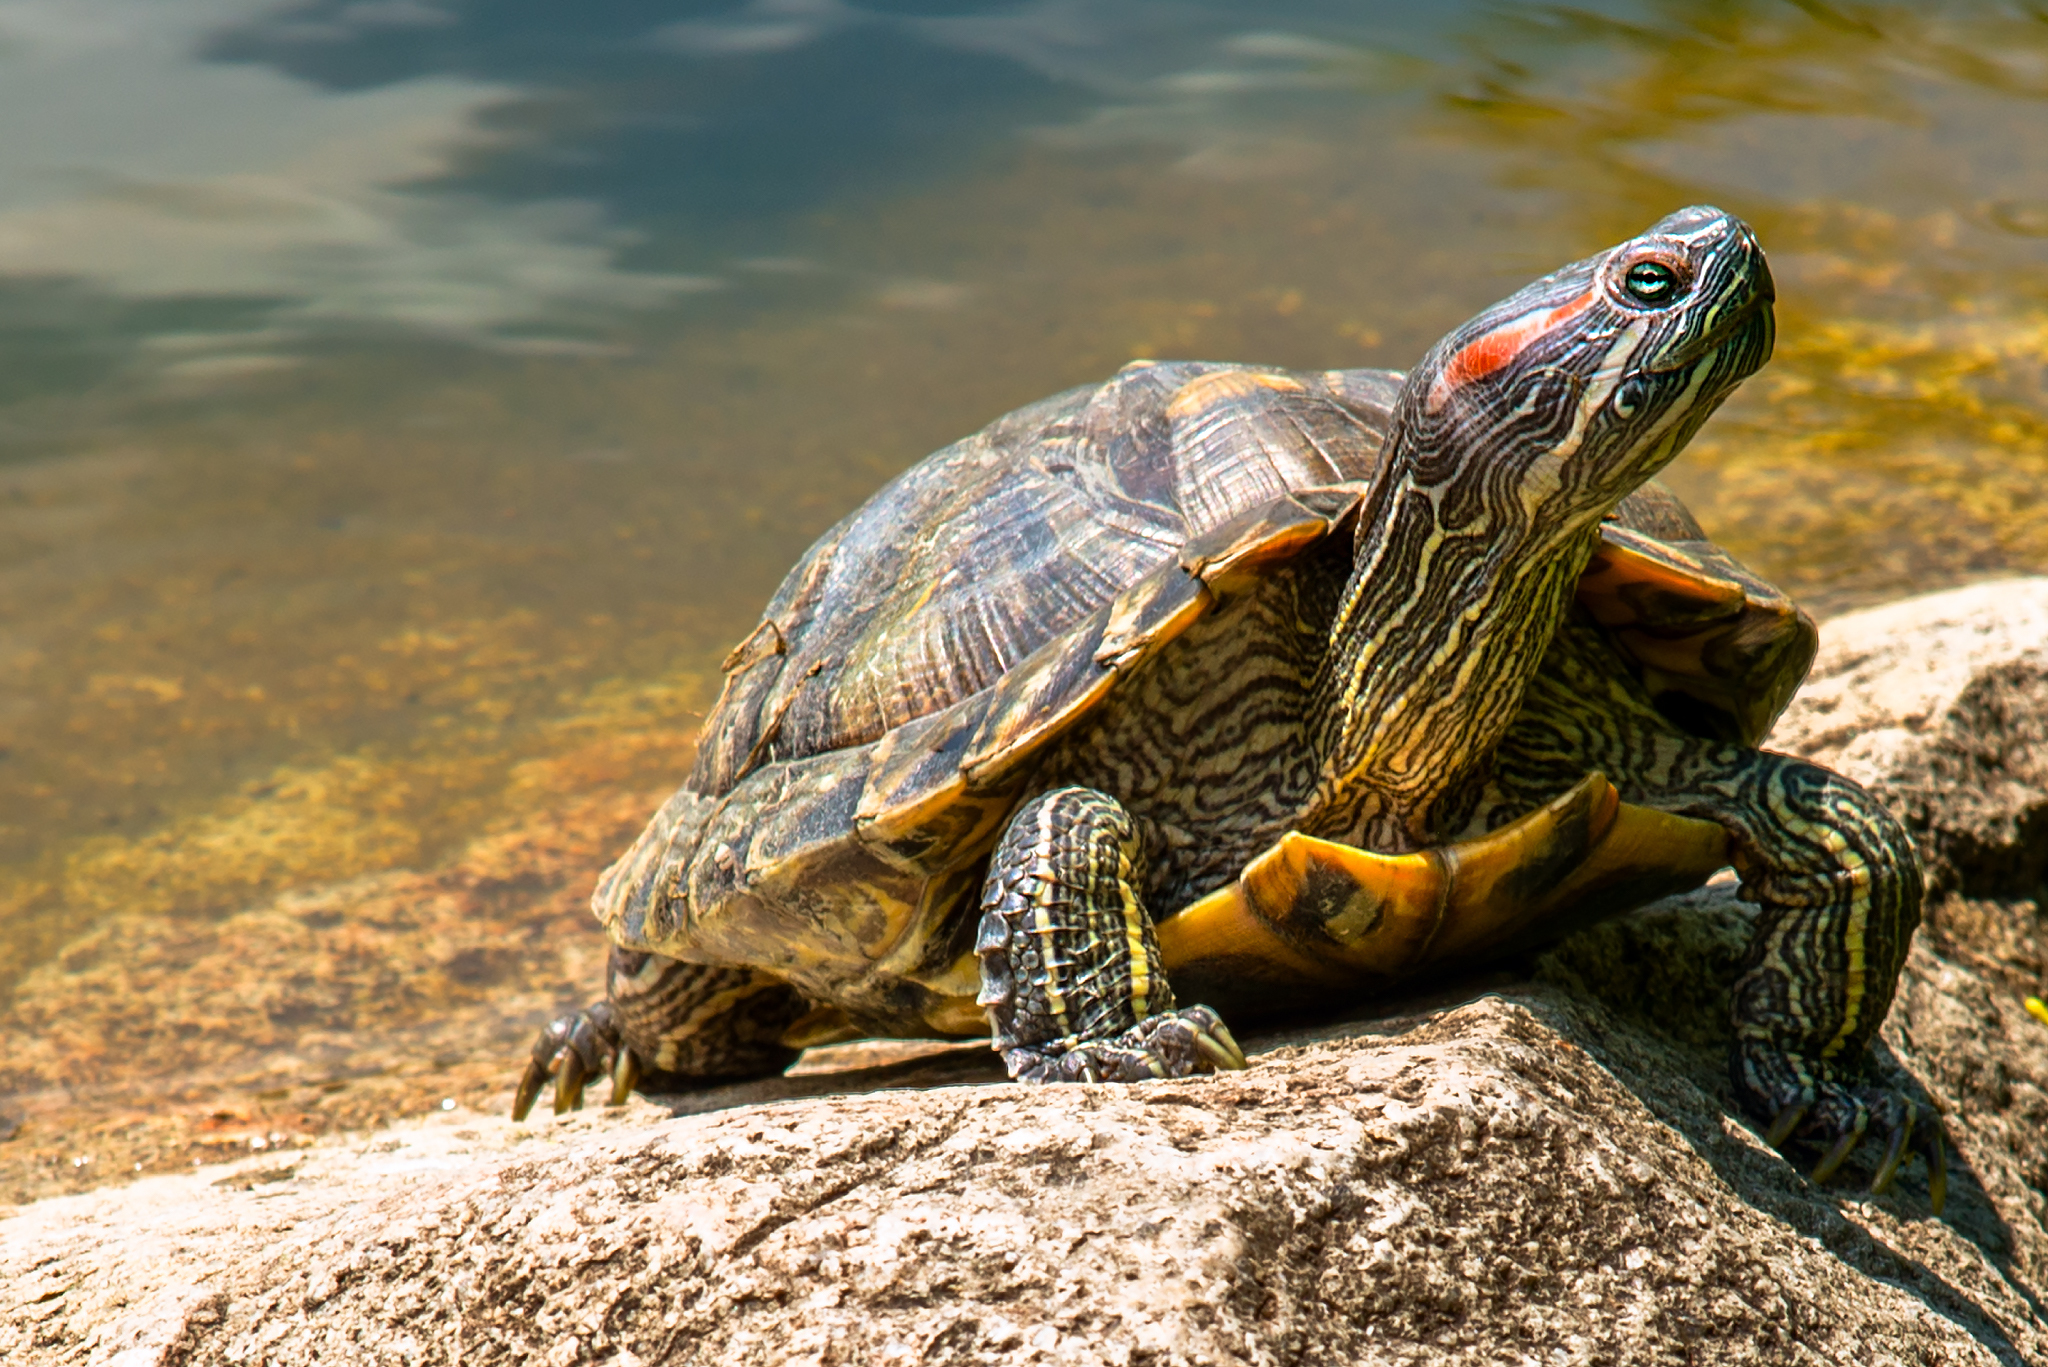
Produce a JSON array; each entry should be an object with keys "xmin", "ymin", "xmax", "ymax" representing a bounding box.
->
[{"xmin": 1428, "ymin": 288, "xmax": 1597, "ymax": 412}]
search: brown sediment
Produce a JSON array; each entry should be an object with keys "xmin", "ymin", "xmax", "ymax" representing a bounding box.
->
[{"xmin": 0, "ymin": 719, "xmax": 695, "ymax": 1207}]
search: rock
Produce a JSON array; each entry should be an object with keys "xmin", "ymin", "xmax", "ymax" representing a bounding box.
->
[
  {"xmin": 4, "ymin": 581, "xmax": 2047, "ymax": 1366},
  {"xmin": 1773, "ymin": 578, "xmax": 2048, "ymax": 901}
]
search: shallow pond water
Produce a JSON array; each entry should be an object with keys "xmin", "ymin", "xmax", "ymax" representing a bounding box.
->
[{"xmin": 2, "ymin": 0, "xmax": 2046, "ymax": 1195}]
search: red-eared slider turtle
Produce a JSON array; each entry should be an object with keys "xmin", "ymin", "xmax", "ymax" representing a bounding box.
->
[{"xmin": 515, "ymin": 207, "xmax": 1940, "ymax": 1208}]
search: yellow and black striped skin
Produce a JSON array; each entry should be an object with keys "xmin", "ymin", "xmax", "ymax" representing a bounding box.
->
[
  {"xmin": 1307, "ymin": 206, "xmax": 1778, "ymax": 853},
  {"xmin": 515, "ymin": 208, "xmax": 1931, "ymax": 1200},
  {"xmin": 974, "ymin": 788, "xmax": 1235, "ymax": 1083}
]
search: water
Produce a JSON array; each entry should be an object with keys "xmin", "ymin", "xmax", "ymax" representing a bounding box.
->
[{"xmin": 2, "ymin": 0, "xmax": 2045, "ymax": 1195}]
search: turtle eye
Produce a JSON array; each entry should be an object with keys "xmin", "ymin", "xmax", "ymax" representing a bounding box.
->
[{"xmin": 1622, "ymin": 260, "xmax": 1680, "ymax": 304}]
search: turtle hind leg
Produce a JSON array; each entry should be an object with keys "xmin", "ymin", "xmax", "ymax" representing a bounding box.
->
[
  {"xmin": 511, "ymin": 949, "xmax": 806, "ymax": 1119},
  {"xmin": 977, "ymin": 787, "xmax": 1245, "ymax": 1084}
]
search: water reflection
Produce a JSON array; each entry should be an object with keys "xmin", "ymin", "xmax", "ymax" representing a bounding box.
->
[
  {"xmin": 1435, "ymin": 1, "xmax": 2048, "ymax": 601},
  {"xmin": 0, "ymin": 0, "xmax": 2044, "ymax": 1199}
]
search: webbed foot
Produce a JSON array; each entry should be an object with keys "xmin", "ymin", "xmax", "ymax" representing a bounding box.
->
[
  {"xmin": 1005, "ymin": 1006, "xmax": 1246, "ymax": 1084},
  {"xmin": 1753, "ymin": 1070, "xmax": 1947, "ymax": 1214},
  {"xmin": 512, "ymin": 1001, "xmax": 638, "ymax": 1120}
]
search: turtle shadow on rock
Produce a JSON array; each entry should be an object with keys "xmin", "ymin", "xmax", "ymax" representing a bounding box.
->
[
  {"xmin": 1519, "ymin": 884, "xmax": 2045, "ymax": 1363},
  {"xmin": 638, "ymin": 1039, "xmax": 1007, "ymax": 1120}
]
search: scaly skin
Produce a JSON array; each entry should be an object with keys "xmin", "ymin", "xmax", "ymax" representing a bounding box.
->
[
  {"xmin": 512, "ymin": 950, "xmax": 803, "ymax": 1119},
  {"xmin": 975, "ymin": 787, "xmax": 1243, "ymax": 1083}
]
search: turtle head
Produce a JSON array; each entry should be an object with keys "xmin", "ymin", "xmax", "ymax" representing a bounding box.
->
[
  {"xmin": 1394, "ymin": 205, "xmax": 1774, "ymax": 540},
  {"xmin": 1310, "ymin": 209, "xmax": 1774, "ymax": 847}
]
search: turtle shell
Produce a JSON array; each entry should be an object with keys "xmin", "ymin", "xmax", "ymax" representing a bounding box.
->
[
  {"xmin": 639, "ymin": 359, "xmax": 1815, "ymax": 1033},
  {"xmin": 690, "ymin": 361, "xmax": 1406, "ymax": 798},
  {"xmin": 694, "ymin": 360, "xmax": 1813, "ymax": 819}
]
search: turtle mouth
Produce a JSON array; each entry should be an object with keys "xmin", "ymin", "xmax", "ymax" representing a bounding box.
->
[{"xmin": 1645, "ymin": 286, "xmax": 1775, "ymax": 376}]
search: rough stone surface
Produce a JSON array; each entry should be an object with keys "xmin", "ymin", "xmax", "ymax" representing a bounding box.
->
[
  {"xmin": 2, "ymin": 579, "xmax": 2046, "ymax": 1366},
  {"xmin": 1774, "ymin": 577, "xmax": 2048, "ymax": 902}
]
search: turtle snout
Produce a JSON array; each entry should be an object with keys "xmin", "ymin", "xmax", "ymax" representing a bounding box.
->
[{"xmin": 1721, "ymin": 218, "xmax": 1775, "ymax": 311}]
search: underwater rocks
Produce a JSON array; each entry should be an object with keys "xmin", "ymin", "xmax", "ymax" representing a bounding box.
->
[{"xmin": 3, "ymin": 578, "xmax": 2047, "ymax": 1366}]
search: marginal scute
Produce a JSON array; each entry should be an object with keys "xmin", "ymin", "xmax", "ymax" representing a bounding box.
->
[
  {"xmin": 1579, "ymin": 525, "xmax": 1746, "ymax": 630},
  {"xmin": 960, "ymin": 602, "xmax": 1123, "ymax": 789},
  {"xmin": 1096, "ymin": 561, "xmax": 1212, "ymax": 671},
  {"xmin": 1178, "ymin": 490, "xmax": 1354, "ymax": 594},
  {"xmin": 853, "ymin": 695, "xmax": 1009, "ymax": 873},
  {"xmin": 1580, "ymin": 523, "xmax": 1818, "ymax": 746},
  {"xmin": 1607, "ymin": 478, "xmax": 1709, "ymax": 541}
]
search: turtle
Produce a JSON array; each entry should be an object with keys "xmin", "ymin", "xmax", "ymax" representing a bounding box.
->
[{"xmin": 513, "ymin": 206, "xmax": 1941, "ymax": 1209}]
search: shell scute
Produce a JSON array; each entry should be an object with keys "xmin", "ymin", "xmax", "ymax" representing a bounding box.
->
[
  {"xmin": 1581, "ymin": 519, "xmax": 1817, "ymax": 745},
  {"xmin": 854, "ymin": 694, "xmax": 1015, "ymax": 875},
  {"xmin": 1177, "ymin": 487, "xmax": 1360, "ymax": 594},
  {"xmin": 1164, "ymin": 367, "xmax": 1383, "ymax": 532}
]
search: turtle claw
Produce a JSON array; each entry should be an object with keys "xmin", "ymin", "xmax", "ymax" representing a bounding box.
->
[
  {"xmin": 555, "ymin": 1045, "xmax": 593, "ymax": 1116},
  {"xmin": 1808, "ymin": 1120, "xmax": 1867, "ymax": 1186},
  {"xmin": 1753, "ymin": 1074, "xmax": 1947, "ymax": 1214},
  {"xmin": 1868, "ymin": 1108, "xmax": 1914, "ymax": 1196},
  {"xmin": 1927, "ymin": 1125, "xmax": 1948, "ymax": 1216},
  {"xmin": 511, "ymin": 1054, "xmax": 552, "ymax": 1124},
  {"xmin": 1765, "ymin": 1101, "xmax": 1808, "ymax": 1149},
  {"xmin": 510, "ymin": 1002, "xmax": 623, "ymax": 1121},
  {"xmin": 1195, "ymin": 1017, "xmax": 1249, "ymax": 1073},
  {"xmin": 610, "ymin": 1046, "xmax": 642, "ymax": 1107},
  {"xmin": 1006, "ymin": 1006, "xmax": 1245, "ymax": 1084}
]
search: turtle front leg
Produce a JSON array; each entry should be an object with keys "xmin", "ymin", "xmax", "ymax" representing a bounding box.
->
[
  {"xmin": 1493, "ymin": 620, "xmax": 1944, "ymax": 1210},
  {"xmin": 1709, "ymin": 750, "xmax": 1943, "ymax": 1209},
  {"xmin": 511, "ymin": 949, "xmax": 807, "ymax": 1119},
  {"xmin": 977, "ymin": 787, "xmax": 1246, "ymax": 1083}
]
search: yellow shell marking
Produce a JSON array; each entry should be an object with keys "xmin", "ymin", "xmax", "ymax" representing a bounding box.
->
[{"xmin": 1164, "ymin": 368, "xmax": 1307, "ymax": 421}]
